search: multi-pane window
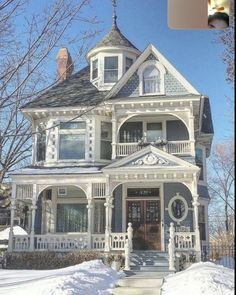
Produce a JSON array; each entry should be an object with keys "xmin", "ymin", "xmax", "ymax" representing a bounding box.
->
[
  {"xmin": 100, "ymin": 122, "xmax": 112, "ymax": 160},
  {"xmin": 143, "ymin": 65, "xmax": 160, "ymax": 94},
  {"xmin": 125, "ymin": 57, "xmax": 133, "ymax": 72},
  {"xmin": 146, "ymin": 123, "xmax": 162, "ymax": 141},
  {"xmin": 59, "ymin": 121, "xmax": 86, "ymax": 160},
  {"xmin": 36, "ymin": 125, "xmax": 46, "ymax": 162},
  {"xmin": 92, "ymin": 59, "xmax": 98, "ymax": 80},
  {"xmin": 56, "ymin": 204, "xmax": 87, "ymax": 232},
  {"xmin": 198, "ymin": 205, "xmax": 206, "ymax": 241},
  {"xmin": 195, "ymin": 148, "xmax": 204, "ymax": 181},
  {"xmin": 104, "ymin": 56, "xmax": 118, "ymax": 83}
]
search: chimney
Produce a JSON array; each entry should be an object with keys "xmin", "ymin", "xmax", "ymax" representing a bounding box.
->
[{"xmin": 56, "ymin": 48, "xmax": 74, "ymax": 81}]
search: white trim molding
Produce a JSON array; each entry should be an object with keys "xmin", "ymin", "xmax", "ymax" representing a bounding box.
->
[
  {"xmin": 137, "ymin": 60, "xmax": 166, "ymax": 96},
  {"xmin": 168, "ymin": 193, "xmax": 188, "ymax": 223}
]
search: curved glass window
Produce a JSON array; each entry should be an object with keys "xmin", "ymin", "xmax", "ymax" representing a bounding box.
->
[
  {"xmin": 171, "ymin": 199, "xmax": 186, "ymax": 219},
  {"xmin": 143, "ymin": 66, "xmax": 160, "ymax": 94}
]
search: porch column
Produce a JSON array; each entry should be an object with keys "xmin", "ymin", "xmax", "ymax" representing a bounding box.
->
[
  {"xmin": 111, "ymin": 110, "xmax": 117, "ymax": 160},
  {"xmin": 104, "ymin": 196, "xmax": 114, "ymax": 252},
  {"xmin": 192, "ymin": 194, "xmax": 201, "ymax": 261},
  {"xmin": 29, "ymin": 184, "xmax": 37, "ymax": 251},
  {"xmin": 87, "ymin": 198, "xmax": 93, "ymax": 249},
  {"xmin": 8, "ymin": 184, "xmax": 16, "ymax": 252}
]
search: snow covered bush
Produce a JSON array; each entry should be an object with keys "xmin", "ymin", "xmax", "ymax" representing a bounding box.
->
[{"xmin": 3, "ymin": 250, "xmax": 102, "ymax": 269}]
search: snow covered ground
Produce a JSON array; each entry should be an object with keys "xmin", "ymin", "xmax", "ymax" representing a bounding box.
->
[
  {"xmin": 162, "ymin": 262, "xmax": 235, "ymax": 295},
  {"xmin": 0, "ymin": 259, "xmax": 124, "ymax": 295}
]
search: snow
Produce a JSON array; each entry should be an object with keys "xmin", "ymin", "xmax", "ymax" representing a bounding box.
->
[
  {"xmin": 162, "ymin": 262, "xmax": 235, "ymax": 295},
  {"xmin": 10, "ymin": 166, "xmax": 102, "ymax": 175},
  {"xmin": 0, "ymin": 226, "xmax": 27, "ymax": 240},
  {"xmin": 0, "ymin": 259, "xmax": 124, "ymax": 295}
]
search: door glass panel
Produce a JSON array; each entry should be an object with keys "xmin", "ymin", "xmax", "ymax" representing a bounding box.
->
[
  {"xmin": 146, "ymin": 201, "xmax": 159, "ymax": 224},
  {"xmin": 128, "ymin": 201, "xmax": 141, "ymax": 223}
]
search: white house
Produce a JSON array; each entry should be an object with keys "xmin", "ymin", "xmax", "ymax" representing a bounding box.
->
[{"xmin": 8, "ymin": 7, "xmax": 213, "ymax": 269}]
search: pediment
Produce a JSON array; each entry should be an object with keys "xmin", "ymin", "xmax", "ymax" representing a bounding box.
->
[{"xmin": 103, "ymin": 145, "xmax": 199, "ymax": 171}]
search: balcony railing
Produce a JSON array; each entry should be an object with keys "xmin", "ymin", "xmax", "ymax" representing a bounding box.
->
[{"xmin": 116, "ymin": 140, "xmax": 193, "ymax": 157}]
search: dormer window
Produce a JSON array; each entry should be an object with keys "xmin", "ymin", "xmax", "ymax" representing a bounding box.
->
[
  {"xmin": 92, "ymin": 59, "xmax": 98, "ymax": 80},
  {"xmin": 143, "ymin": 66, "xmax": 160, "ymax": 94},
  {"xmin": 138, "ymin": 60, "xmax": 166, "ymax": 96},
  {"xmin": 104, "ymin": 56, "xmax": 118, "ymax": 83},
  {"xmin": 125, "ymin": 57, "xmax": 133, "ymax": 72}
]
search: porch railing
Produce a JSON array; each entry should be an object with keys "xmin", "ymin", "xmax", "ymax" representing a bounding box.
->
[
  {"xmin": 116, "ymin": 140, "xmax": 193, "ymax": 157},
  {"xmin": 35, "ymin": 234, "xmax": 88, "ymax": 251},
  {"xmin": 13, "ymin": 235, "xmax": 30, "ymax": 251}
]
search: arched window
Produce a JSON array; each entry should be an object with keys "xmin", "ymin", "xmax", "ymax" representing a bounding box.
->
[{"xmin": 143, "ymin": 65, "xmax": 160, "ymax": 94}]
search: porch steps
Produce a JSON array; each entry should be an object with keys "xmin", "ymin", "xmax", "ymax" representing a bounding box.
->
[
  {"xmin": 113, "ymin": 273, "xmax": 164, "ymax": 295},
  {"xmin": 130, "ymin": 250, "xmax": 171, "ymax": 273}
]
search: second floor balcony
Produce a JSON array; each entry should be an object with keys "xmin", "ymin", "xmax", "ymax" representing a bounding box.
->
[{"xmin": 114, "ymin": 116, "xmax": 195, "ymax": 158}]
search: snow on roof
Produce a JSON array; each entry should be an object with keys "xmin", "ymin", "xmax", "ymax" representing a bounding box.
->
[
  {"xmin": 0, "ymin": 226, "xmax": 28, "ymax": 240},
  {"xmin": 10, "ymin": 166, "xmax": 102, "ymax": 176},
  {"xmin": 162, "ymin": 262, "xmax": 234, "ymax": 295}
]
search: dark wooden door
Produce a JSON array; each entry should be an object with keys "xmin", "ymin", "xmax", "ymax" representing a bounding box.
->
[{"xmin": 127, "ymin": 200, "xmax": 161, "ymax": 250}]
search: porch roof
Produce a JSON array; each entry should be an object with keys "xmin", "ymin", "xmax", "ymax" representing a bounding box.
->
[{"xmin": 10, "ymin": 166, "xmax": 102, "ymax": 176}]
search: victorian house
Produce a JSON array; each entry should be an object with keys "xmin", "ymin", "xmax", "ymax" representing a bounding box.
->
[{"xmin": 8, "ymin": 9, "xmax": 213, "ymax": 268}]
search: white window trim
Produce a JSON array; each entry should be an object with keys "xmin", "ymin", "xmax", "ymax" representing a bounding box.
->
[
  {"xmin": 57, "ymin": 120, "xmax": 87, "ymax": 161},
  {"xmin": 168, "ymin": 193, "xmax": 188, "ymax": 223},
  {"xmin": 196, "ymin": 144, "xmax": 207, "ymax": 185},
  {"xmin": 138, "ymin": 60, "xmax": 166, "ymax": 96}
]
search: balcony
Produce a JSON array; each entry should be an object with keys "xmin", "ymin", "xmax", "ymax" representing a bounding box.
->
[{"xmin": 116, "ymin": 140, "xmax": 194, "ymax": 157}]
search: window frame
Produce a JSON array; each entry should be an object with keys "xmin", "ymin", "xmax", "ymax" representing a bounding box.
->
[
  {"xmin": 195, "ymin": 145, "xmax": 207, "ymax": 184},
  {"xmin": 58, "ymin": 120, "xmax": 86, "ymax": 161},
  {"xmin": 100, "ymin": 121, "xmax": 112, "ymax": 160},
  {"xmin": 104, "ymin": 56, "xmax": 119, "ymax": 84},
  {"xmin": 92, "ymin": 58, "xmax": 98, "ymax": 80},
  {"xmin": 168, "ymin": 193, "xmax": 188, "ymax": 223},
  {"xmin": 138, "ymin": 60, "xmax": 166, "ymax": 96}
]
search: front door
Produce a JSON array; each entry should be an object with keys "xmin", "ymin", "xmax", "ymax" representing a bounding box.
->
[{"xmin": 127, "ymin": 200, "xmax": 161, "ymax": 250}]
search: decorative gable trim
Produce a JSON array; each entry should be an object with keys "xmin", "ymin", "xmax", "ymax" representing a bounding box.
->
[
  {"xmin": 103, "ymin": 145, "xmax": 200, "ymax": 171},
  {"xmin": 106, "ymin": 44, "xmax": 200, "ymax": 99}
]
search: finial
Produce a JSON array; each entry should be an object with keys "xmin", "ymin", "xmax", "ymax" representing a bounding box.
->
[{"xmin": 112, "ymin": 0, "xmax": 117, "ymax": 27}]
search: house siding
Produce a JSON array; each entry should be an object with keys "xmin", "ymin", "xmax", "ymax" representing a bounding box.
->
[
  {"xmin": 112, "ymin": 184, "xmax": 123, "ymax": 232},
  {"xmin": 163, "ymin": 182, "xmax": 194, "ymax": 248}
]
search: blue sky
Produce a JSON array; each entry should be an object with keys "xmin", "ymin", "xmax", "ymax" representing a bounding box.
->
[{"xmin": 27, "ymin": 0, "xmax": 234, "ymax": 143}]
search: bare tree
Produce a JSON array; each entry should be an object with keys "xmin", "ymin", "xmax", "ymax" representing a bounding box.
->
[
  {"xmin": 0, "ymin": 0, "xmax": 99, "ymax": 182},
  {"xmin": 208, "ymin": 142, "xmax": 235, "ymax": 237},
  {"xmin": 218, "ymin": 0, "xmax": 235, "ymax": 85}
]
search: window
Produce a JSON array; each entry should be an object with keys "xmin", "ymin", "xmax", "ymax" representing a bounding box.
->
[
  {"xmin": 59, "ymin": 121, "xmax": 86, "ymax": 160},
  {"xmin": 146, "ymin": 123, "xmax": 162, "ymax": 142},
  {"xmin": 168, "ymin": 194, "xmax": 188, "ymax": 222},
  {"xmin": 36, "ymin": 125, "xmax": 46, "ymax": 162},
  {"xmin": 143, "ymin": 65, "xmax": 160, "ymax": 94},
  {"xmin": 56, "ymin": 204, "xmax": 87, "ymax": 233},
  {"xmin": 92, "ymin": 59, "xmax": 98, "ymax": 80},
  {"xmin": 104, "ymin": 56, "xmax": 118, "ymax": 83},
  {"xmin": 198, "ymin": 205, "xmax": 206, "ymax": 241},
  {"xmin": 195, "ymin": 148, "xmax": 204, "ymax": 181},
  {"xmin": 125, "ymin": 57, "xmax": 133, "ymax": 72},
  {"xmin": 100, "ymin": 122, "xmax": 112, "ymax": 160},
  {"xmin": 94, "ymin": 201, "xmax": 105, "ymax": 234},
  {"xmin": 127, "ymin": 188, "xmax": 160, "ymax": 198},
  {"xmin": 119, "ymin": 122, "xmax": 143, "ymax": 143}
]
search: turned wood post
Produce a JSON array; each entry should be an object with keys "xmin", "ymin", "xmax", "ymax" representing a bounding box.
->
[
  {"xmin": 168, "ymin": 222, "xmax": 176, "ymax": 271},
  {"xmin": 124, "ymin": 239, "xmax": 131, "ymax": 270},
  {"xmin": 127, "ymin": 222, "xmax": 133, "ymax": 252},
  {"xmin": 192, "ymin": 195, "xmax": 201, "ymax": 262},
  {"xmin": 8, "ymin": 185, "xmax": 16, "ymax": 252}
]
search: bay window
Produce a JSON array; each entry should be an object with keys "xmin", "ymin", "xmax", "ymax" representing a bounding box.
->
[
  {"xmin": 104, "ymin": 56, "xmax": 118, "ymax": 83},
  {"xmin": 125, "ymin": 57, "xmax": 133, "ymax": 72},
  {"xmin": 56, "ymin": 204, "xmax": 87, "ymax": 232},
  {"xmin": 195, "ymin": 148, "xmax": 204, "ymax": 181},
  {"xmin": 36, "ymin": 125, "xmax": 46, "ymax": 162},
  {"xmin": 92, "ymin": 59, "xmax": 98, "ymax": 80},
  {"xmin": 100, "ymin": 122, "xmax": 112, "ymax": 160},
  {"xmin": 59, "ymin": 121, "xmax": 86, "ymax": 160}
]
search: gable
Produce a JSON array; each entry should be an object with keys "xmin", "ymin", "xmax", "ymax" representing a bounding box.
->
[
  {"xmin": 107, "ymin": 44, "xmax": 200, "ymax": 100},
  {"xmin": 103, "ymin": 145, "xmax": 200, "ymax": 171},
  {"xmin": 115, "ymin": 66, "xmax": 190, "ymax": 98}
]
